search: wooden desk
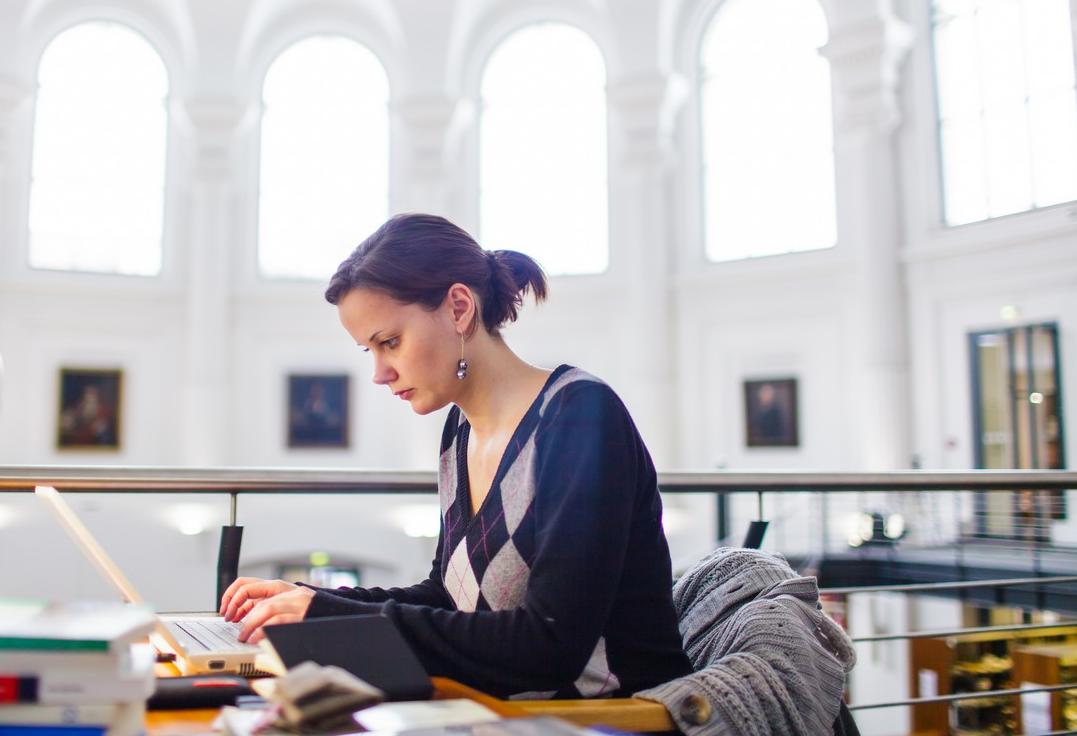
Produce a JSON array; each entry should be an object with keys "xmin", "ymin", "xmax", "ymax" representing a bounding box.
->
[
  {"xmin": 434, "ymin": 680, "xmax": 675, "ymax": 733},
  {"xmin": 145, "ymin": 671, "xmax": 675, "ymax": 735}
]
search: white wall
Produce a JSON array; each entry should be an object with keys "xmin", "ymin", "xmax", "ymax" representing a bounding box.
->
[
  {"xmin": 1, "ymin": 0, "xmax": 1073, "ymax": 474},
  {"xmin": 0, "ymin": 2, "xmax": 1075, "ymax": 729}
]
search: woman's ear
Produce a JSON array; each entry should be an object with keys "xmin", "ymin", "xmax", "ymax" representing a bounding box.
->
[{"xmin": 445, "ymin": 283, "xmax": 478, "ymax": 335}]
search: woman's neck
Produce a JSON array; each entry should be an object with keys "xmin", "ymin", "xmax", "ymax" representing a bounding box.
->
[{"xmin": 454, "ymin": 337, "xmax": 551, "ymax": 438}]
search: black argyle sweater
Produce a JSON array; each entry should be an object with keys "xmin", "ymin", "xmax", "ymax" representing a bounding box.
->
[{"xmin": 302, "ymin": 365, "xmax": 691, "ymax": 697}]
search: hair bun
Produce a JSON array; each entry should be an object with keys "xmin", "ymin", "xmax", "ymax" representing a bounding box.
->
[{"xmin": 325, "ymin": 214, "xmax": 547, "ymax": 333}]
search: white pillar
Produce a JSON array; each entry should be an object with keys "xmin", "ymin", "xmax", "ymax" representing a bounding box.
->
[
  {"xmin": 390, "ymin": 95, "xmax": 471, "ymax": 218},
  {"xmin": 0, "ymin": 78, "xmax": 30, "ymax": 278},
  {"xmin": 0, "ymin": 78, "xmax": 30, "ymax": 426},
  {"xmin": 822, "ymin": 1, "xmax": 914, "ymax": 470},
  {"xmin": 606, "ymin": 73, "xmax": 687, "ymax": 467},
  {"xmin": 172, "ymin": 98, "xmax": 254, "ymax": 465}
]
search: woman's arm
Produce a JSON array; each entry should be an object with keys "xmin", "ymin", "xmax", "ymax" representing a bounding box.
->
[{"xmin": 302, "ymin": 553, "xmax": 452, "ymax": 609}]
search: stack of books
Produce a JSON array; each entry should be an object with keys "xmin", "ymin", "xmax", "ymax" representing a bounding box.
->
[{"xmin": 0, "ymin": 599, "xmax": 157, "ymax": 736}]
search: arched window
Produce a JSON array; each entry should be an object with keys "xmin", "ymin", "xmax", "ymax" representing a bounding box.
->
[
  {"xmin": 258, "ymin": 36, "xmax": 389, "ymax": 279},
  {"xmin": 29, "ymin": 22, "xmax": 168, "ymax": 275},
  {"xmin": 480, "ymin": 23, "xmax": 608, "ymax": 275},
  {"xmin": 933, "ymin": 0, "xmax": 1077, "ymax": 226},
  {"xmin": 701, "ymin": 0, "xmax": 836, "ymax": 261}
]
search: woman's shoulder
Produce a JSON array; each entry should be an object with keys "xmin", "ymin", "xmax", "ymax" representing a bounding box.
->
[
  {"xmin": 438, "ymin": 403, "xmax": 465, "ymax": 453},
  {"xmin": 537, "ymin": 365, "xmax": 626, "ymax": 421}
]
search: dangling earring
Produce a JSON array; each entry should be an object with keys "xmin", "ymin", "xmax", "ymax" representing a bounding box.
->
[{"xmin": 456, "ymin": 334, "xmax": 469, "ymax": 380}]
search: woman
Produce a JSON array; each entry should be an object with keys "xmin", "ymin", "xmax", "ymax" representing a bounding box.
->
[{"xmin": 220, "ymin": 213, "xmax": 691, "ymax": 697}]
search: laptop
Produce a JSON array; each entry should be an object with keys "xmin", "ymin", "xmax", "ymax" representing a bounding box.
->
[{"xmin": 35, "ymin": 485, "xmax": 265, "ymax": 676}]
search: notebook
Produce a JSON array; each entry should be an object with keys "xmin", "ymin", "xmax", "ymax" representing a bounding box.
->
[
  {"xmin": 35, "ymin": 485, "xmax": 264, "ymax": 676},
  {"xmin": 261, "ymin": 615, "xmax": 433, "ymax": 700}
]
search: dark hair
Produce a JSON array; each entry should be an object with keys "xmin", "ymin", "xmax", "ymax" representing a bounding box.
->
[{"xmin": 325, "ymin": 213, "xmax": 548, "ymax": 333}]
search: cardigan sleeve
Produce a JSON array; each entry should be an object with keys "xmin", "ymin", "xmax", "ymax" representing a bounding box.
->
[
  {"xmin": 301, "ymin": 407, "xmax": 461, "ymax": 612},
  {"xmin": 300, "ymin": 382, "xmax": 648, "ymax": 696},
  {"xmin": 301, "ymin": 533, "xmax": 453, "ymax": 610}
]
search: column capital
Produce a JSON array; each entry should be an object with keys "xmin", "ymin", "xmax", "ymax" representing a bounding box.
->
[
  {"xmin": 391, "ymin": 95, "xmax": 473, "ymax": 166},
  {"xmin": 606, "ymin": 71, "xmax": 688, "ymax": 166},
  {"xmin": 820, "ymin": 4, "xmax": 914, "ymax": 133},
  {"xmin": 172, "ymin": 96, "xmax": 259, "ymax": 179},
  {"xmin": 0, "ymin": 77, "xmax": 31, "ymax": 117}
]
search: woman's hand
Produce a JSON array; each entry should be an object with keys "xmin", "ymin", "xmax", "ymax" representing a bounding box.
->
[
  {"xmin": 219, "ymin": 577, "xmax": 297, "ymax": 622},
  {"xmin": 234, "ymin": 586, "xmax": 316, "ymax": 644}
]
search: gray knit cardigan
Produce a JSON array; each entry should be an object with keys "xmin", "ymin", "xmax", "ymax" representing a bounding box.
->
[{"xmin": 635, "ymin": 548, "xmax": 856, "ymax": 736}]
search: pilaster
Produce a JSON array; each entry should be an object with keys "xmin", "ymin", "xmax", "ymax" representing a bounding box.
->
[
  {"xmin": 390, "ymin": 95, "xmax": 472, "ymax": 216},
  {"xmin": 0, "ymin": 78, "xmax": 31, "ymax": 280},
  {"xmin": 606, "ymin": 72, "xmax": 687, "ymax": 467},
  {"xmin": 822, "ymin": 1, "xmax": 914, "ymax": 470},
  {"xmin": 172, "ymin": 97, "xmax": 256, "ymax": 465}
]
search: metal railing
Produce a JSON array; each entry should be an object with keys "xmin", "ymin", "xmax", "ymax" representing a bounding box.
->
[{"xmin": 3, "ymin": 466, "xmax": 1076, "ymax": 733}]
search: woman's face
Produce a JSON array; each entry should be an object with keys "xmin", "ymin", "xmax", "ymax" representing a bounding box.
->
[{"xmin": 337, "ymin": 287, "xmax": 461, "ymax": 415}]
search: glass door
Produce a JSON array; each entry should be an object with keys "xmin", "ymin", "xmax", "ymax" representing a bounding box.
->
[{"xmin": 970, "ymin": 323, "xmax": 1066, "ymax": 540}]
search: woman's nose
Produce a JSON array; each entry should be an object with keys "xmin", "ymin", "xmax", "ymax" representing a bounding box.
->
[{"xmin": 371, "ymin": 357, "xmax": 397, "ymax": 386}]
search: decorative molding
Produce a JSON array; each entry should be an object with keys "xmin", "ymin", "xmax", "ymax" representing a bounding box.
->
[
  {"xmin": 821, "ymin": 5, "xmax": 914, "ymax": 134},
  {"xmin": 606, "ymin": 71, "xmax": 688, "ymax": 166},
  {"xmin": 391, "ymin": 95, "xmax": 473, "ymax": 173},
  {"xmin": 172, "ymin": 96, "xmax": 258, "ymax": 179}
]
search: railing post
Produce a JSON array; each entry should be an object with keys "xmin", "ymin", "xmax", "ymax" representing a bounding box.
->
[{"xmin": 216, "ymin": 491, "xmax": 243, "ymax": 608}]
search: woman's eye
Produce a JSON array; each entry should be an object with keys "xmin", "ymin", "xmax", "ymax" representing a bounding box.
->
[{"xmin": 383, "ymin": 337, "xmax": 400, "ymax": 349}]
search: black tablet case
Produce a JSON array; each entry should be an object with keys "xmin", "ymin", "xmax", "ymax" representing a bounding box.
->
[
  {"xmin": 263, "ymin": 614, "xmax": 434, "ymax": 701},
  {"xmin": 147, "ymin": 675, "xmax": 255, "ymax": 710}
]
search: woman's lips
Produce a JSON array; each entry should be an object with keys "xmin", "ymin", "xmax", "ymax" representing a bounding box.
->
[{"xmin": 396, "ymin": 389, "xmax": 414, "ymax": 400}]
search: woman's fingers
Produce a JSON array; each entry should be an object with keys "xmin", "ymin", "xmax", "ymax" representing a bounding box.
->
[
  {"xmin": 237, "ymin": 588, "xmax": 315, "ymax": 642},
  {"xmin": 219, "ymin": 576, "xmax": 263, "ymax": 616},
  {"xmin": 223, "ymin": 580, "xmax": 282, "ymax": 622},
  {"xmin": 230, "ymin": 598, "xmax": 256, "ymax": 623},
  {"xmin": 244, "ymin": 613, "xmax": 304, "ymax": 645}
]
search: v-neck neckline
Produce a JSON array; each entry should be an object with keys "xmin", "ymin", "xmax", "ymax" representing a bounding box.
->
[{"xmin": 457, "ymin": 365, "xmax": 569, "ymax": 524}]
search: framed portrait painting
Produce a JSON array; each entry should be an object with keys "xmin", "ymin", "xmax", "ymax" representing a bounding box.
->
[
  {"xmin": 57, "ymin": 368, "xmax": 123, "ymax": 450},
  {"xmin": 287, "ymin": 374, "xmax": 350, "ymax": 448},
  {"xmin": 744, "ymin": 377, "xmax": 799, "ymax": 448}
]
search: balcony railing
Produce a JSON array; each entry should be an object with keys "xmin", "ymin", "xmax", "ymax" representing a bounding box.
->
[{"xmin": 2, "ymin": 466, "xmax": 1076, "ymax": 733}]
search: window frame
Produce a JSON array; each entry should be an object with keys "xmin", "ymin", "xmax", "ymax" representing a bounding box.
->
[
  {"xmin": 475, "ymin": 20, "xmax": 612, "ymax": 278},
  {"xmin": 253, "ymin": 32, "xmax": 392, "ymax": 283},
  {"xmin": 928, "ymin": 0, "xmax": 1077, "ymax": 229},
  {"xmin": 20, "ymin": 17, "xmax": 176, "ymax": 282},
  {"xmin": 696, "ymin": 0, "xmax": 839, "ymax": 264}
]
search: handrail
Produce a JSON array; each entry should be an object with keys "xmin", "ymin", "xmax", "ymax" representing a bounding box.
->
[
  {"xmin": 849, "ymin": 681, "xmax": 1077, "ymax": 711},
  {"xmin": 822, "ymin": 574, "xmax": 1077, "ymax": 596},
  {"xmin": 1, "ymin": 466, "xmax": 1075, "ymax": 492},
  {"xmin": 851, "ymin": 619, "xmax": 1077, "ymax": 643}
]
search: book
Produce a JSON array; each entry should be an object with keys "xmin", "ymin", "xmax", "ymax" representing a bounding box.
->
[
  {"xmin": 0, "ymin": 704, "xmax": 118, "ymax": 725},
  {"xmin": 0, "ymin": 601, "xmax": 154, "ymax": 653},
  {"xmin": 0, "ymin": 726, "xmax": 105, "ymax": 735},
  {"xmin": 0, "ymin": 646, "xmax": 155, "ymax": 705},
  {"xmin": 0, "ymin": 648, "xmax": 132, "ymax": 677},
  {"xmin": 397, "ymin": 717, "xmax": 635, "ymax": 736},
  {"xmin": 0, "ymin": 701, "xmax": 144, "ymax": 736},
  {"xmin": 395, "ymin": 717, "xmax": 634, "ymax": 736},
  {"xmin": 354, "ymin": 700, "xmax": 500, "ymax": 732}
]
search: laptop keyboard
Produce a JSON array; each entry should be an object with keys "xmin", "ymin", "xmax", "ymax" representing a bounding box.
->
[{"xmin": 171, "ymin": 618, "xmax": 260, "ymax": 653}]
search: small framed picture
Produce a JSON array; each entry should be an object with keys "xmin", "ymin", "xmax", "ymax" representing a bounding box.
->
[
  {"xmin": 57, "ymin": 368, "xmax": 123, "ymax": 450},
  {"xmin": 287, "ymin": 374, "xmax": 349, "ymax": 448},
  {"xmin": 744, "ymin": 377, "xmax": 799, "ymax": 448}
]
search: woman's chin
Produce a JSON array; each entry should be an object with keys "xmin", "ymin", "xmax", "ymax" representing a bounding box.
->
[{"xmin": 409, "ymin": 395, "xmax": 449, "ymax": 416}]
